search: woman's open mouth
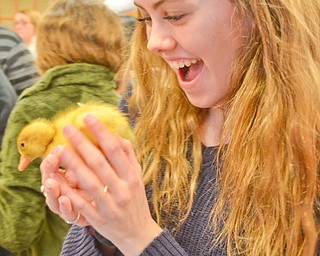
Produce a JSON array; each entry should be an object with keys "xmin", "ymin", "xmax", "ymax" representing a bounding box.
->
[{"xmin": 167, "ymin": 59, "xmax": 203, "ymax": 82}]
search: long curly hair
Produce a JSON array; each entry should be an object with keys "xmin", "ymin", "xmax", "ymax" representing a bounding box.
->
[
  {"xmin": 127, "ymin": 0, "xmax": 320, "ymax": 255},
  {"xmin": 36, "ymin": 0, "xmax": 127, "ymax": 75}
]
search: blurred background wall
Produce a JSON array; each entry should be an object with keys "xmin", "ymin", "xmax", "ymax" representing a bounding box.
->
[{"xmin": 0, "ymin": 0, "xmax": 55, "ymax": 28}]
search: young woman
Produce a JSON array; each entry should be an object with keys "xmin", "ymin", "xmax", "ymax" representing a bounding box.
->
[{"xmin": 40, "ymin": 0, "xmax": 320, "ymax": 255}]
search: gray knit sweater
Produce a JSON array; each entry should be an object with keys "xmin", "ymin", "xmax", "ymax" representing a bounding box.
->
[{"xmin": 61, "ymin": 145, "xmax": 226, "ymax": 256}]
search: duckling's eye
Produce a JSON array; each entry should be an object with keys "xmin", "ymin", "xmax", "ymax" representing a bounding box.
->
[{"xmin": 20, "ymin": 143, "xmax": 25, "ymax": 148}]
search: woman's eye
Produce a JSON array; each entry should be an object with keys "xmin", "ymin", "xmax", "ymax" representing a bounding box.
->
[
  {"xmin": 163, "ymin": 14, "xmax": 185, "ymax": 22},
  {"xmin": 136, "ymin": 17, "xmax": 152, "ymax": 23}
]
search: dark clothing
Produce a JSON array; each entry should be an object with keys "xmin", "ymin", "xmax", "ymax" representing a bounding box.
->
[
  {"xmin": 0, "ymin": 247, "xmax": 15, "ymax": 256},
  {"xmin": 0, "ymin": 68, "xmax": 17, "ymax": 148},
  {"xmin": 0, "ymin": 25, "xmax": 39, "ymax": 150}
]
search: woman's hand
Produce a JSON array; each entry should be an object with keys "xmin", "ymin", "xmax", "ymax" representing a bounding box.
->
[
  {"xmin": 40, "ymin": 114, "xmax": 162, "ymax": 256},
  {"xmin": 40, "ymin": 148, "xmax": 91, "ymax": 226}
]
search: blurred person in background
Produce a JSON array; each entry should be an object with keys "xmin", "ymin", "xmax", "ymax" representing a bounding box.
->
[
  {"xmin": 0, "ymin": 1, "xmax": 127, "ymax": 255},
  {"xmin": 0, "ymin": 25, "xmax": 39, "ymax": 96},
  {"xmin": 0, "ymin": 67, "xmax": 17, "ymax": 256},
  {"xmin": 13, "ymin": 9, "xmax": 41, "ymax": 59},
  {"xmin": 0, "ymin": 23, "xmax": 39, "ymax": 256},
  {"xmin": 0, "ymin": 25, "xmax": 39, "ymax": 151}
]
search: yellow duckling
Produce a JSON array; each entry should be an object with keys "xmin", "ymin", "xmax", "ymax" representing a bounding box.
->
[{"xmin": 17, "ymin": 102, "xmax": 134, "ymax": 171}]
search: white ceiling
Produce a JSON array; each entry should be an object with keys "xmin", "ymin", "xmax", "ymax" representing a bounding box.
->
[{"xmin": 104, "ymin": 0, "xmax": 136, "ymax": 14}]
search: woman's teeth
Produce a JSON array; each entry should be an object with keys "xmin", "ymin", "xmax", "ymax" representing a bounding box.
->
[{"xmin": 167, "ymin": 59, "xmax": 199, "ymax": 70}]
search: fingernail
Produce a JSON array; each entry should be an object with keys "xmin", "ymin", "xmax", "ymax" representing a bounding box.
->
[
  {"xmin": 44, "ymin": 181, "xmax": 51, "ymax": 191},
  {"xmin": 84, "ymin": 114, "xmax": 97, "ymax": 126},
  {"xmin": 52, "ymin": 145, "xmax": 63, "ymax": 155},
  {"xmin": 45, "ymin": 155, "xmax": 53, "ymax": 169},
  {"xmin": 40, "ymin": 184, "xmax": 44, "ymax": 193},
  {"xmin": 58, "ymin": 198, "xmax": 64, "ymax": 207},
  {"xmin": 47, "ymin": 154, "xmax": 54, "ymax": 161},
  {"xmin": 63, "ymin": 124, "xmax": 76, "ymax": 137}
]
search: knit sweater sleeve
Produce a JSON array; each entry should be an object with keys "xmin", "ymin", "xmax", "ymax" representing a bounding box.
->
[
  {"xmin": 140, "ymin": 229, "xmax": 188, "ymax": 256},
  {"xmin": 63, "ymin": 225, "xmax": 188, "ymax": 256},
  {"xmin": 61, "ymin": 226, "xmax": 103, "ymax": 256}
]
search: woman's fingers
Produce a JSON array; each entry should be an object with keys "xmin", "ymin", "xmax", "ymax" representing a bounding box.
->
[
  {"xmin": 55, "ymin": 172, "xmax": 108, "ymax": 225},
  {"xmin": 57, "ymin": 116, "xmax": 142, "ymax": 201},
  {"xmin": 59, "ymin": 118, "xmax": 146, "ymax": 213},
  {"xmin": 82, "ymin": 114, "xmax": 141, "ymax": 181},
  {"xmin": 41, "ymin": 150, "xmax": 94, "ymax": 226},
  {"xmin": 51, "ymin": 173, "xmax": 96, "ymax": 226},
  {"xmin": 43, "ymin": 178, "xmax": 61, "ymax": 214},
  {"xmin": 58, "ymin": 195, "xmax": 89, "ymax": 227},
  {"xmin": 59, "ymin": 123, "xmax": 125, "ymax": 194},
  {"xmin": 40, "ymin": 152, "xmax": 60, "ymax": 185},
  {"xmin": 56, "ymin": 143, "xmax": 118, "ymax": 200},
  {"xmin": 40, "ymin": 116, "xmax": 158, "ymax": 247}
]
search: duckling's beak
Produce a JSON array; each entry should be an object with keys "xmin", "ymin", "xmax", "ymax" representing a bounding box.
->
[{"xmin": 18, "ymin": 156, "xmax": 32, "ymax": 172}]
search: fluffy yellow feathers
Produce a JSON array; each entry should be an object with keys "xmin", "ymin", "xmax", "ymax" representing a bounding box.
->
[{"xmin": 17, "ymin": 102, "xmax": 134, "ymax": 171}]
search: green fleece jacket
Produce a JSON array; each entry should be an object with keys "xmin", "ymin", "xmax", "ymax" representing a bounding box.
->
[{"xmin": 0, "ymin": 63, "xmax": 120, "ymax": 256}]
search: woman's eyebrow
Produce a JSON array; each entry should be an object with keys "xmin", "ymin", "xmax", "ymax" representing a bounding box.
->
[
  {"xmin": 134, "ymin": 0, "xmax": 181, "ymax": 10},
  {"xmin": 153, "ymin": 0, "xmax": 165, "ymax": 9}
]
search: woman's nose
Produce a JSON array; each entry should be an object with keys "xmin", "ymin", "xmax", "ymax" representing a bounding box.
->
[{"xmin": 147, "ymin": 25, "xmax": 176, "ymax": 53}]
